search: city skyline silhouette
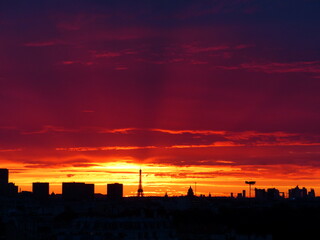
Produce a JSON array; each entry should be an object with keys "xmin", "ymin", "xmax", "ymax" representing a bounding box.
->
[
  {"xmin": 1, "ymin": 1, "xmax": 320, "ymax": 198},
  {"xmin": 0, "ymin": 168, "xmax": 316, "ymax": 199},
  {"xmin": 1, "ymin": 1, "xmax": 320, "ymax": 239},
  {"xmin": 1, "ymin": 168, "xmax": 319, "ymax": 239}
]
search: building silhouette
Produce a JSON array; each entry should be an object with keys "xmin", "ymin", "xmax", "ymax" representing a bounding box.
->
[
  {"xmin": 255, "ymin": 188, "xmax": 266, "ymax": 199},
  {"xmin": 255, "ymin": 188, "xmax": 281, "ymax": 200},
  {"xmin": 235, "ymin": 190, "xmax": 247, "ymax": 198},
  {"xmin": 0, "ymin": 168, "xmax": 18, "ymax": 197},
  {"xmin": 33, "ymin": 182, "xmax": 49, "ymax": 200},
  {"xmin": 267, "ymin": 188, "xmax": 280, "ymax": 199},
  {"xmin": 62, "ymin": 182, "xmax": 94, "ymax": 201},
  {"xmin": 308, "ymin": 188, "xmax": 316, "ymax": 198},
  {"xmin": 3, "ymin": 183, "xmax": 18, "ymax": 196},
  {"xmin": 107, "ymin": 183, "xmax": 123, "ymax": 199},
  {"xmin": 289, "ymin": 186, "xmax": 308, "ymax": 199},
  {"xmin": 0, "ymin": 168, "xmax": 9, "ymax": 185},
  {"xmin": 187, "ymin": 186, "xmax": 194, "ymax": 197},
  {"xmin": 242, "ymin": 190, "xmax": 246, "ymax": 198}
]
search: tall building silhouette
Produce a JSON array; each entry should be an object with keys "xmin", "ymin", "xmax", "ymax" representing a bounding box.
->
[
  {"xmin": 0, "ymin": 168, "xmax": 18, "ymax": 196},
  {"xmin": 137, "ymin": 169, "xmax": 144, "ymax": 197},
  {"xmin": 0, "ymin": 168, "xmax": 9, "ymax": 185},
  {"xmin": 62, "ymin": 182, "xmax": 94, "ymax": 201},
  {"xmin": 107, "ymin": 183, "xmax": 123, "ymax": 199}
]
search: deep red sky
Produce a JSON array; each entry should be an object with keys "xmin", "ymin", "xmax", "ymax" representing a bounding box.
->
[{"xmin": 0, "ymin": 0, "xmax": 320, "ymax": 196}]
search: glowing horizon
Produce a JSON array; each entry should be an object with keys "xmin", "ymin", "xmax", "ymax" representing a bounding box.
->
[{"xmin": 4, "ymin": 158, "xmax": 320, "ymax": 197}]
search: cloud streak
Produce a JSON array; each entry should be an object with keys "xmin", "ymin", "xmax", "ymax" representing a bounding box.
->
[{"xmin": 216, "ymin": 61, "xmax": 320, "ymax": 77}]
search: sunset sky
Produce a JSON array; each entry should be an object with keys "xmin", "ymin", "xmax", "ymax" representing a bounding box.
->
[{"xmin": 1, "ymin": 0, "xmax": 320, "ymax": 197}]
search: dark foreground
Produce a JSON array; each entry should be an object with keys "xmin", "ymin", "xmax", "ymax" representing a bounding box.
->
[{"xmin": 0, "ymin": 195, "xmax": 319, "ymax": 240}]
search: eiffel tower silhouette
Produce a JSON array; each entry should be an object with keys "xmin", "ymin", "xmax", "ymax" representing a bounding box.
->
[{"xmin": 137, "ymin": 169, "xmax": 144, "ymax": 197}]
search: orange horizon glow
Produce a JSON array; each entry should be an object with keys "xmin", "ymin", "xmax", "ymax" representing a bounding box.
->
[
  {"xmin": 1, "ymin": 128, "xmax": 320, "ymax": 197},
  {"xmin": 3, "ymin": 160, "xmax": 320, "ymax": 197}
]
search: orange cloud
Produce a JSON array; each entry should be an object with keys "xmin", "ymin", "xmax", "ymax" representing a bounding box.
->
[
  {"xmin": 99, "ymin": 128, "xmax": 136, "ymax": 134},
  {"xmin": 0, "ymin": 148, "xmax": 22, "ymax": 152},
  {"xmin": 151, "ymin": 128, "xmax": 227, "ymax": 135},
  {"xmin": 56, "ymin": 146, "xmax": 157, "ymax": 151}
]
